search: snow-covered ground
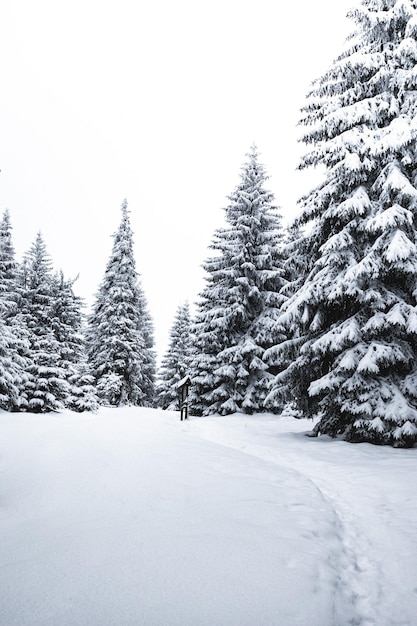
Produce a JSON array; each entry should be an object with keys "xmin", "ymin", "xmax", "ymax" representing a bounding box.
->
[{"xmin": 1, "ymin": 408, "xmax": 416, "ymax": 626}]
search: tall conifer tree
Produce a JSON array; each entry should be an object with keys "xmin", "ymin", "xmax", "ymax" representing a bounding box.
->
[
  {"xmin": 50, "ymin": 271, "xmax": 99, "ymax": 412},
  {"xmin": 0, "ymin": 210, "xmax": 18, "ymax": 297},
  {"xmin": 0, "ymin": 210, "xmax": 27, "ymax": 409},
  {"xmin": 157, "ymin": 302, "xmax": 193, "ymax": 410},
  {"xmin": 191, "ymin": 145, "xmax": 286, "ymax": 415},
  {"xmin": 266, "ymin": 0, "xmax": 417, "ymax": 447},
  {"xmin": 86, "ymin": 200, "xmax": 155, "ymax": 406},
  {"xmin": 18, "ymin": 233, "xmax": 69, "ymax": 412}
]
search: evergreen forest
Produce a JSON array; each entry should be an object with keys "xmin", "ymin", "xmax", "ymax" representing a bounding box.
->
[{"xmin": 2, "ymin": 0, "xmax": 417, "ymax": 447}]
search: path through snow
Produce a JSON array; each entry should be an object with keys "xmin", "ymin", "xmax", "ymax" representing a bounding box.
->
[{"xmin": 188, "ymin": 414, "xmax": 417, "ymax": 626}]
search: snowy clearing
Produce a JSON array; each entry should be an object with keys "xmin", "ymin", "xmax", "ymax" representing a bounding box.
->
[{"xmin": 1, "ymin": 408, "xmax": 416, "ymax": 626}]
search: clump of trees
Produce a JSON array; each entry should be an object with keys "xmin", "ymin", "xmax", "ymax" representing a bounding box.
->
[
  {"xmin": 265, "ymin": 0, "xmax": 417, "ymax": 447},
  {"xmin": 2, "ymin": 0, "xmax": 417, "ymax": 448},
  {"xmin": 0, "ymin": 200, "xmax": 154, "ymax": 412},
  {"xmin": 0, "ymin": 214, "xmax": 99, "ymax": 413}
]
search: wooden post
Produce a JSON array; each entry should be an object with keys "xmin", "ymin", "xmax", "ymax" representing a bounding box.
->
[{"xmin": 176, "ymin": 375, "xmax": 191, "ymax": 421}]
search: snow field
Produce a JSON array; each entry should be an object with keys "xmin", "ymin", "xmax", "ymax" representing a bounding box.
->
[
  {"xmin": 188, "ymin": 414, "xmax": 417, "ymax": 625},
  {"xmin": 1, "ymin": 408, "xmax": 417, "ymax": 625}
]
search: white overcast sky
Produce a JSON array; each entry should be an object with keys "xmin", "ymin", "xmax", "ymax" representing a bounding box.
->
[{"xmin": 0, "ymin": 0, "xmax": 359, "ymax": 360}]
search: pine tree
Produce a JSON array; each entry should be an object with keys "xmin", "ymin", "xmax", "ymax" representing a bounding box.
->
[
  {"xmin": 69, "ymin": 360, "xmax": 100, "ymax": 413},
  {"xmin": 281, "ymin": 224, "xmax": 310, "ymax": 298},
  {"xmin": 50, "ymin": 271, "xmax": 99, "ymax": 412},
  {"xmin": 157, "ymin": 302, "xmax": 193, "ymax": 410},
  {"xmin": 263, "ymin": 223, "xmax": 310, "ymax": 415},
  {"xmin": 191, "ymin": 145, "xmax": 286, "ymax": 416},
  {"xmin": 0, "ymin": 210, "xmax": 27, "ymax": 410},
  {"xmin": 86, "ymin": 200, "xmax": 156, "ymax": 406},
  {"xmin": 18, "ymin": 233, "xmax": 69, "ymax": 412},
  {"xmin": 266, "ymin": 0, "xmax": 417, "ymax": 447},
  {"xmin": 0, "ymin": 210, "xmax": 18, "ymax": 298}
]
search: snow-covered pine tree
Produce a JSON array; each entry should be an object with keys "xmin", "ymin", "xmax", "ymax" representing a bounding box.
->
[
  {"xmin": 280, "ymin": 223, "xmax": 310, "ymax": 298},
  {"xmin": 68, "ymin": 360, "xmax": 100, "ymax": 413},
  {"xmin": 136, "ymin": 279, "xmax": 156, "ymax": 405},
  {"xmin": 0, "ymin": 210, "xmax": 18, "ymax": 297},
  {"xmin": 265, "ymin": 0, "xmax": 417, "ymax": 447},
  {"xmin": 157, "ymin": 302, "xmax": 193, "ymax": 410},
  {"xmin": 0, "ymin": 210, "xmax": 27, "ymax": 410},
  {"xmin": 86, "ymin": 200, "xmax": 156, "ymax": 406},
  {"xmin": 50, "ymin": 271, "xmax": 99, "ymax": 412},
  {"xmin": 18, "ymin": 232, "xmax": 69, "ymax": 412},
  {"xmin": 263, "ymin": 223, "xmax": 310, "ymax": 416},
  {"xmin": 191, "ymin": 145, "xmax": 286, "ymax": 416}
]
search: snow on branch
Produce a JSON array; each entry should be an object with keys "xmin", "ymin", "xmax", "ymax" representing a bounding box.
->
[
  {"xmin": 384, "ymin": 229, "xmax": 416, "ymax": 263},
  {"xmin": 366, "ymin": 205, "xmax": 413, "ymax": 234}
]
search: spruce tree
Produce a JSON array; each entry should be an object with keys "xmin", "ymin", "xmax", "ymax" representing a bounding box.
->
[
  {"xmin": 18, "ymin": 233, "xmax": 69, "ymax": 412},
  {"xmin": 0, "ymin": 210, "xmax": 18, "ymax": 298},
  {"xmin": 157, "ymin": 302, "xmax": 193, "ymax": 410},
  {"xmin": 0, "ymin": 210, "xmax": 27, "ymax": 410},
  {"xmin": 263, "ymin": 223, "xmax": 310, "ymax": 415},
  {"xmin": 69, "ymin": 360, "xmax": 100, "ymax": 413},
  {"xmin": 86, "ymin": 200, "xmax": 156, "ymax": 406},
  {"xmin": 266, "ymin": 0, "xmax": 417, "ymax": 447},
  {"xmin": 50, "ymin": 271, "xmax": 99, "ymax": 412},
  {"xmin": 280, "ymin": 224, "xmax": 310, "ymax": 298},
  {"xmin": 191, "ymin": 145, "xmax": 286, "ymax": 415}
]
